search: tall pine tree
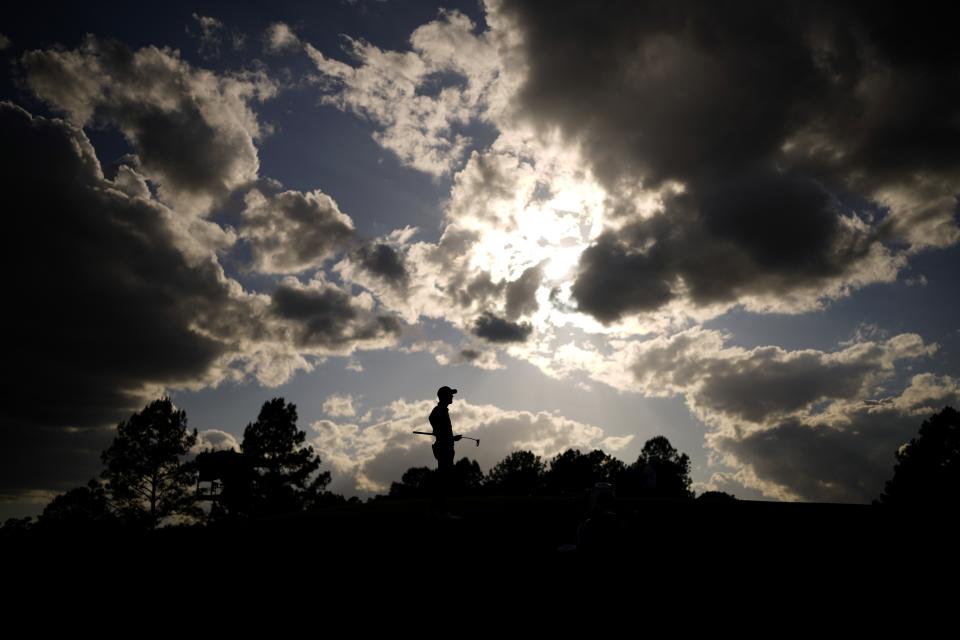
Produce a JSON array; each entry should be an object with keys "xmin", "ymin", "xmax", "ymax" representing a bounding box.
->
[
  {"xmin": 100, "ymin": 398, "xmax": 199, "ymax": 528},
  {"xmin": 241, "ymin": 398, "xmax": 330, "ymax": 514}
]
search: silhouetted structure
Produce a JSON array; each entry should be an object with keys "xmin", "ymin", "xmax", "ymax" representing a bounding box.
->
[{"xmin": 196, "ymin": 449, "xmax": 257, "ymax": 520}]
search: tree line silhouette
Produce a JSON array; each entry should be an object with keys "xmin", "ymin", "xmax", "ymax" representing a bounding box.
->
[
  {"xmin": 388, "ymin": 436, "xmax": 696, "ymax": 501},
  {"xmin": 30, "ymin": 397, "xmax": 348, "ymax": 531},
  {"xmin": 3, "ymin": 399, "xmax": 958, "ymax": 535}
]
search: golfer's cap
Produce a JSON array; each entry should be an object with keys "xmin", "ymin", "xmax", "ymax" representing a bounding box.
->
[{"xmin": 437, "ymin": 385, "xmax": 458, "ymax": 397}]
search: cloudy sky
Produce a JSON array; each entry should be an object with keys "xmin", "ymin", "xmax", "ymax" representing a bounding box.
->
[{"xmin": 3, "ymin": 0, "xmax": 959, "ymax": 518}]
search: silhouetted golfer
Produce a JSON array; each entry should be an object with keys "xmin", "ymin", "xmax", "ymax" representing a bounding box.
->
[{"xmin": 429, "ymin": 385, "xmax": 462, "ymax": 515}]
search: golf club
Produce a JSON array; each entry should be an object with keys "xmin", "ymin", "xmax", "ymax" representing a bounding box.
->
[{"xmin": 413, "ymin": 430, "xmax": 480, "ymax": 447}]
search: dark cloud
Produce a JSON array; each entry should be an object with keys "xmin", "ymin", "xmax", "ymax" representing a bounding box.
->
[
  {"xmin": 472, "ymin": 312, "xmax": 532, "ymax": 343},
  {"xmin": 505, "ymin": 262, "xmax": 543, "ymax": 319},
  {"xmin": 0, "ymin": 102, "xmax": 398, "ymax": 501},
  {"xmin": 459, "ymin": 349, "xmax": 482, "ymax": 362},
  {"xmin": 715, "ymin": 410, "xmax": 925, "ymax": 503},
  {"xmin": 573, "ymin": 172, "xmax": 881, "ymax": 322},
  {"xmin": 270, "ymin": 283, "xmax": 402, "ymax": 349},
  {"xmin": 0, "ymin": 102, "xmax": 237, "ymax": 495},
  {"xmin": 120, "ymin": 105, "xmax": 241, "ymax": 199},
  {"xmin": 353, "ymin": 242, "xmax": 409, "ymax": 288},
  {"xmin": 501, "ymin": 0, "xmax": 960, "ymax": 191},
  {"xmin": 694, "ymin": 350, "xmax": 876, "ymax": 424},
  {"xmin": 453, "ymin": 271, "xmax": 505, "ymax": 309},
  {"xmin": 497, "ymin": 0, "xmax": 960, "ymax": 321},
  {"xmin": 501, "ymin": 1, "xmax": 803, "ymax": 186},
  {"xmin": 712, "ymin": 373, "xmax": 960, "ymax": 503},
  {"xmin": 21, "ymin": 35, "xmax": 274, "ymax": 213},
  {"xmin": 572, "ymin": 232, "xmax": 676, "ymax": 323},
  {"xmin": 626, "ymin": 327, "xmax": 945, "ymax": 501},
  {"xmin": 0, "ymin": 423, "xmax": 115, "ymax": 498}
]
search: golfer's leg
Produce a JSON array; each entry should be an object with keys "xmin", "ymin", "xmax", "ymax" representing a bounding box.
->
[{"xmin": 440, "ymin": 450, "xmax": 453, "ymax": 512}]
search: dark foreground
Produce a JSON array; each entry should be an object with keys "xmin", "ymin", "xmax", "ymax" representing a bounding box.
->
[
  {"xmin": 5, "ymin": 497, "xmax": 956, "ymax": 618},
  {"xmin": 5, "ymin": 496, "xmax": 955, "ymax": 567}
]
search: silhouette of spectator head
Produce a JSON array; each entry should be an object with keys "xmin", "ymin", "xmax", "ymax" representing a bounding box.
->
[{"xmin": 437, "ymin": 386, "xmax": 457, "ymax": 406}]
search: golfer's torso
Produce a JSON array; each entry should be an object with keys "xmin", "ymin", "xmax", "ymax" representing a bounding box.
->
[{"xmin": 429, "ymin": 405, "xmax": 453, "ymax": 445}]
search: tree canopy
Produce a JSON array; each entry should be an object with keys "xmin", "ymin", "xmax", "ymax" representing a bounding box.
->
[
  {"xmin": 543, "ymin": 449, "xmax": 625, "ymax": 495},
  {"xmin": 626, "ymin": 435, "xmax": 695, "ymax": 499},
  {"xmin": 241, "ymin": 397, "xmax": 330, "ymax": 515},
  {"xmin": 485, "ymin": 450, "xmax": 545, "ymax": 496},
  {"xmin": 36, "ymin": 479, "xmax": 118, "ymax": 531},
  {"xmin": 100, "ymin": 397, "xmax": 199, "ymax": 528},
  {"xmin": 878, "ymin": 406, "xmax": 960, "ymax": 506}
]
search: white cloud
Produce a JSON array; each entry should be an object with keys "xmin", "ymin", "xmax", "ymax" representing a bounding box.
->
[
  {"xmin": 307, "ymin": 10, "xmax": 499, "ymax": 175},
  {"xmin": 191, "ymin": 429, "xmax": 240, "ymax": 454},
  {"xmin": 600, "ymin": 435, "xmax": 635, "ymax": 451},
  {"xmin": 264, "ymin": 22, "xmax": 301, "ymax": 53},
  {"xmin": 190, "ymin": 13, "xmax": 225, "ymax": 59},
  {"xmin": 890, "ymin": 373, "xmax": 960, "ymax": 415},
  {"xmin": 323, "ymin": 393, "xmax": 357, "ymax": 418}
]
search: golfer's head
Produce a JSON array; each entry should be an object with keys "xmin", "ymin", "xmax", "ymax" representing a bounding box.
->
[{"xmin": 437, "ymin": 385, "xmax": 457, "ymax": 404}]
